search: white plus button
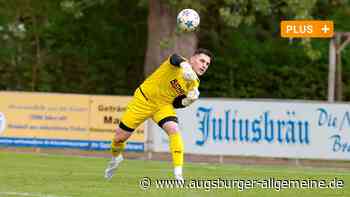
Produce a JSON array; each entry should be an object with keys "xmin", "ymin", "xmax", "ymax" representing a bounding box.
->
[{"xmin": 321, "ymin": 25, "xmax": 330, "ymax": 33}]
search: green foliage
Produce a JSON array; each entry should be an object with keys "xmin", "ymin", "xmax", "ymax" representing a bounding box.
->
[
  {"xmin": 200, "ymin": 32, "xmax": 329, "ymax": 99},
  {"xmin": 0, "ymin": 0, "xmax": 147, "ymax": 94}
]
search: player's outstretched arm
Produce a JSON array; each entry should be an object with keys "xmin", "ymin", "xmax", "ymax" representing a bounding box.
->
[
  {"xmin": 180, "ymin": 62, "xmax": 197, "ymax": 81},
  {"xmin": 169, "ymin": 54, "xmax": 197, "ymax": 81}
]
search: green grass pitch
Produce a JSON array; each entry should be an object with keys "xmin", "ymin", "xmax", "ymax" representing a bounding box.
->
[{"xmin": 0, "ymin": 151, "xmax": 349, "ymax": 197}]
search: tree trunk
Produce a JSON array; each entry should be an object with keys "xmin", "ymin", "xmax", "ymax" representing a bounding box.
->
[
  {"xmin": 144, "ymin": 0, "xmax": 198, "ymax": 77},
  {"xmin": 32, "ymin": 14, "xmax": 41, "ymax": 91}
]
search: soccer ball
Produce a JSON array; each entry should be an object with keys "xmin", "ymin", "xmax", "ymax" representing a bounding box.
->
[{"xmin": 177, "ymin": 9, "xmax": 200, "ymax": 32}]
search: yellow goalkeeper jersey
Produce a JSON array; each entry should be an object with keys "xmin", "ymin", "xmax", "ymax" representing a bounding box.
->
[{"xmin": 139, "ymin": 56, "xmax": 200, "ymax": 106}]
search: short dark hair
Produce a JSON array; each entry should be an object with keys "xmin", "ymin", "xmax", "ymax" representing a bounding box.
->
[{"xmin": 193, "ymin": 48, "xmax": 214, "ymax": 61}]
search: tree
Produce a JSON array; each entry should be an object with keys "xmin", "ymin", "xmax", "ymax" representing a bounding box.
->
[
  {"xmin": 144, "ymin": 0, "xmax": 198, "ymax": 76},
  {"xmin": 0, "ymin": 0, "xmax": 57, "ymax": 90}
]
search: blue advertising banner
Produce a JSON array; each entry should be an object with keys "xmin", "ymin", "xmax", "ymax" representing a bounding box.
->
[{"xmin": 151, "ymin": 99, "xmax": 350, "ymax": 160}]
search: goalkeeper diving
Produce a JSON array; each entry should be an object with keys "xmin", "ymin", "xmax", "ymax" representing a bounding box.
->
[{"xmin": 104, "ymin": 48, "xmax": 213, "ymax": 180}]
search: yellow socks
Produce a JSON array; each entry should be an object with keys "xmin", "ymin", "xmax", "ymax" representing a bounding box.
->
[
  {"xmin": 111, "ymin": 139, "xmax": 126, "ymax": 157},
  {"xmin": 169, "ymin": 132, "xmax": 184, "ymax": 168}
]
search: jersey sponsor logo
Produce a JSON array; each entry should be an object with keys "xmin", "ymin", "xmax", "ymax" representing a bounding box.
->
[{"xmin": 170, "ymin": 79, "xmax": 185, "ymax": 95}]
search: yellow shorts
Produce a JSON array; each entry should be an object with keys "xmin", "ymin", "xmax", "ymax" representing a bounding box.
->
[{"xmin": 120, "ymin": 88, "xmax": 177, "ymax": 131}]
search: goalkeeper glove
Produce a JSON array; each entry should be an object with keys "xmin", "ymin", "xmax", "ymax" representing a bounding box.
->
[
  {"xmin": 181, "ymin": 88, "xmax": 200, "ymax": 106},
  {"xmin": 180, "ymin": 62, "xmax": 197, "ymax": 81}
]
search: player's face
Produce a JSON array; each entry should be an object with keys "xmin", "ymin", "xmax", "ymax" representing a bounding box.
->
[{"xmin": 190, "ymin": 53, "xmax": 211, "ymax": 76}]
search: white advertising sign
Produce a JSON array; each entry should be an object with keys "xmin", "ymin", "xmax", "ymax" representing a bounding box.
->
[{"xmin": 150, "ymin": 99, "xmax": 350, "ymax": 160}]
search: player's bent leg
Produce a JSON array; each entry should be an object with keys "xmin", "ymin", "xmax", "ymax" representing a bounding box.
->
[
  {"xmin": 160, "ymin": 119, "xmax": 184, "ymax": 181},
  {"xmin": 104, "ymin": 122, "xmax": 133, "ymax": 180}
]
